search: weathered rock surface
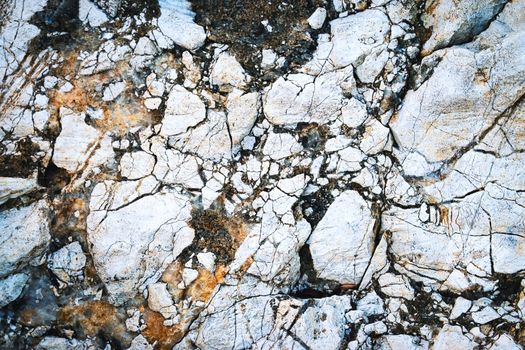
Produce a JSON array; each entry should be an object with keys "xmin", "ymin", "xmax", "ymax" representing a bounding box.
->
[
  {"xmin": 0, "ymin": 273, "xmax": 29, "ymax": 308},
  {"xmin": 47, "ymin": 242, "xmax": 86, "ymax": 284},
  {"xmin": 87, "ymin": 187, "xmax": 194, "ymax": 304},
  {"xmin": 308, "ymin": 190, "xmax": 376, "ymax": 285},
  {"xmin": 154, "ymin": 0, "xmax": 206, "ymax": 51},
  {"xmin": 1, "ymin": 0, "xmax": 524, "ymax": 348},
  {"xmin": 0, "ymin": 177, "xmax": 40, "ymax": 205},
  {"xmin": 0, "ymin": 201, "xmax": 49, "ymax": 277},
  {"xmin": 422, "ymin": 0, "xmax": 507, "ymax": 54}
]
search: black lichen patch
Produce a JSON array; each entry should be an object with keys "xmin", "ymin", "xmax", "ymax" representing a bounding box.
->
[
  {"xmin": 0, "ymin": 138, "xmax": 40, "ymax": 178},
  {"xmin": 38, "ymin": 161, "xmax": 71, "ymax": 192},
  {"xmin": 32, "ymin": 0, "xmax": 80, "ymax": 35},
  {"xmin": 192, "ymin": 0, "xmax": 325, "ymax": 78},
  {"xmin": 0, "ymin": 273, "xmax": 59, "ymax": 349},
  {"xmin": 117, "ymin": 0, "xmax": 160, "ymax": 20},
  {"xmin": 296, "ymin": 123, "xmax": 330, "ymax": 151},
  {"xmin": 300, "ymin": 183, "xmax": 335, "ymax": 228},
  {"xmin": 185, "ymin": 207, "xmax": 248, "ymax": 265}
]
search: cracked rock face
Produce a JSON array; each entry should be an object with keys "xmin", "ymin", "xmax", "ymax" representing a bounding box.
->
[{"xmin": 1, "ymin": 0, "xmax": 525, "ymax": 349}]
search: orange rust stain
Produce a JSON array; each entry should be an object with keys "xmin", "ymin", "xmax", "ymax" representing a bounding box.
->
[
  {"xmin": 439, "ymin": 206, "xmax": 450, "ymax": 226},
  {"xmin": 237, "ymin": 256, "xmax": 254, "ymax": 277},
  {"xmin": 186, "ymin": 265, "xmax": 228, "ymax": 303},
  {"xmin": 97, "ymin": 100, "xmax": 152, "ymax": 133},
  {"xmin": 227, "ymin": 217, "xmax": 249, "ymax": 247},
  {"xmin": 162, "ymin": 261, "xmax": 184, "ymax": 289},
  {"xmin": 49, "ymin": 86, "xmax": 92, "ymax": 112},
  {"xmin": 58, "ymin": 300, "xmax": 129, "ymax": 344},
  {"xmin": 46, "ymin": 47, "xmax": 153, "ymax": 135},
  {"xmin": 340, "ymin": 283, "xmax": 358, "ymax": 291},
  {"xmin": 141, "ymin": 308, "xmax": 184, "ymax": 350}
]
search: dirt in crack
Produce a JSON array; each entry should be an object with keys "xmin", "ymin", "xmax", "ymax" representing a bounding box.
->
[
  {"xmin": 184, "ymin": 207, "xmax": 248, "ymax": 265},
  {"xmin": 192, "ymin": 0, "xmax": 326, "ymax": 80}
]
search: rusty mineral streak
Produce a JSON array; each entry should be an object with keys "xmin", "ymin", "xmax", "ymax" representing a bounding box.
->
[
  {"xmin": 141, "ymin": 308, "xmax": 184, "ymax": 350},
  {"xmin": 186, "ymin": 265, "xmax": 228, "ymax": 302},
  {"xmin": 58, "ymin": 300, "xmax": 130, "ymax": 346}
]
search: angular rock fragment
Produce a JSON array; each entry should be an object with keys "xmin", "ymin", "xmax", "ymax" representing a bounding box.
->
[
  {"xmin": 210, "ymin": 51, "xmax": 249, "ymax": 90},
  {"xmin": 1, "ymin": 0, "xmax": 525, "ymax": 346},
  {"xmin": 79, "ymin": 0, "xmax": 108, "ymax": 27},
  {"xmin": 87, "ymin": 189, "xmax": 194, "ymax": 304},
  {"xmin": 308, "ymin": 7, "xmax": 327, "ymax": 30},
  {"xmin": 264, "ymin": 67, "xmax": 354, "ymax": 126},
  {"xmin": 93, "ymin": 0, "xmax": 122, "ymax": 17},
  {"xmin": 391, "ymin": 11, "xmax": 525, "ymax": 168},
  {"xmin": 0, "ymin": 177, "xmax": 40, "ymax": 205},
  {"xmin": 53, "ymin": 109, "xmax": 99, "ymax": 172},
  {"xmin": 376, "ymin": 335, "xmax": 429, "ymax": 350},
  {"xmin": 0, "ymin": 201, "xmax": 50, "ymax": 277},
  {"xmin": 309, "ymin": 190, "xmax": 376, "ymax": 285},
  {"xmin": 326, "ymin": 9, "xmax": 390, "ymax": 70},
  {"xmin": 0, "ymin": 273, "xmax": 29, "ymax": 308},
  {"xmin": 432, "ymin": 325, "xmax": 473, "ymax": 350},
  {"xmin": 422, "ymin": 0, "xmax": 507, "ymax": 54},
  {"xmin": 155, "ymin": 0, "xmax": 206, "ymax": 51},
  {"xmin": 161, "ymin": 85, "xmax": 206, "ymax": 136},
  {"xmin": 47, "ymin": 242, "xmax": 86, "ymax": 284}
]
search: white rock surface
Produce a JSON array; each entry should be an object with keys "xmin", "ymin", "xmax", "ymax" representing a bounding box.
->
[
  {"xmin": 161, "ymin": 85, "xmax": 206, "ymax": 136},
  {"xmin": 2, "ymin": 0, "xmax": 525, "ymax": 347},
  {"xmin": 147, "ymin": 282, "xmax": 177, "ymax": 318},
  {"xmin": 102, "ymin": 81, "xmax": 125, "ymax": 101},
  {"xmin": 432, "ymin": 325, "xmax": 473, "ymax": 350},
  {"xmin": 320, "ymin": 9, "xmax": 390, "ymax": 70},
  {"xmin": 309, "ymin": 190, "xmax": 376, "ymax": 285},
  {"xmin": 155, "ymin": 2, "xmax": 206, "ymax": 51},
  {"xmin": 489, "ymin": 334, "xmax": 523, "ymax": 350},
  {"xmin": 87, "ymin": 189, "xmax": 194, "ymax": 304},
  {"xmin": 471, "ymin": 306, "xmax": 500, "ymax": 324},
  {"xmin": 0, "ymin": 273, "xmax": 29, "ymax": 308},
  {"xmin": 264, "ymin": 67, "xmax": 354, "ymax": 126},
  {"xmin": 378, "ymin": 273, "xmax": 415, "ymax": 300},
  {"xmin": 0, "ymin": 201, "xmax": 50, "ymax": 277},
  {"xmin": 422, "ymin": 0, "xmax": 507, "ymax": 54},
  {"xmin": 0, "ymin": 0, "xmax": 46, "ymax": 82},
  {"xmin": 79, "ymin": 0, "xmax": 109, "ymax": 27},
  {"xmin": 53, "ymin": 109, "xmax": 100, "ymax": 172},
  {"xmin": 210, "ymin": 52, "xmax": 249, "ymax": 90},
  {"xmin": 47, "ymin": 242, "xmax": 86, "ymax": 284},
  {"xmin": 376, "ymin": 335, "xmax": 429, "ymax": 350},
  {"xmin": 392, "ymin": 16, "xmax": 525, "ymax": 166},
  {"xmin": 119, "ymin": 151, "xmax": 155, "ymax": 179},
  {"xmin": 0, "ymin": 177, "xmax": 40, "ymax": 205},
  {"xmin": 308, "ymin": 8, "xmax": 327, "ymax": 29},
  {"xmin": 450, "ymin": 297, "xmax": 472, "ymax": 320}
]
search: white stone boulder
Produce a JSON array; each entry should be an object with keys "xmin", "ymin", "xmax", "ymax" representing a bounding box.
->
[
  {"xmin": 87, "ymin": 189, "xmax": 194, "ymax": 304},
  {"xmin": 308, "ymin": 190, "xmax": 376, "ymax": 285},
  {"xmin": 0, "ymin": 200, "xmax": 50, "ymax": 277}
]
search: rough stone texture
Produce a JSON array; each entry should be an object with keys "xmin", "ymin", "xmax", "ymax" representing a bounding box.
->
[
  {"xmin": 0, "ymin": 201, "xmax": 50, "ymax": 277},
  {"xmin": 1, "ymin": 0, "xmax": 525, "ymax": 348},
  {"xmin": 87, "ymin": 188, "xmax": 194, "ymax": 304},
  {"xmin": 47, "ymin": 242, "xmax": 86, "ymax": 284},
  {"xmin": 93, "ymin": 0, "xmax": 122, "ymax": 17},
  {"xmin": 308, "ymin": 190, "xmax": 376, "ymax": 285},
  {"xmin": 0, "ymin": 273, "xmax": 29, "ymax": 308},
  {"xmin": 0, "ymin": 177, "xmax": 40, "ymax": 205},
  {"xmin": 422, "ymin": 0, "xmax": 507, "ymax": 54},
  {"xmin": 154, "ymin": 0, "xmax": 206, "ymax": 51},
  {"xmin": 52, "ymin": 108, "xmax": 100, "ymax": 172}
]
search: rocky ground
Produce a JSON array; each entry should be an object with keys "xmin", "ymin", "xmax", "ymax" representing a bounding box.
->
[{"xmin": 0, "ymin": 0, "xmax": 524, "ymax": 349}]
